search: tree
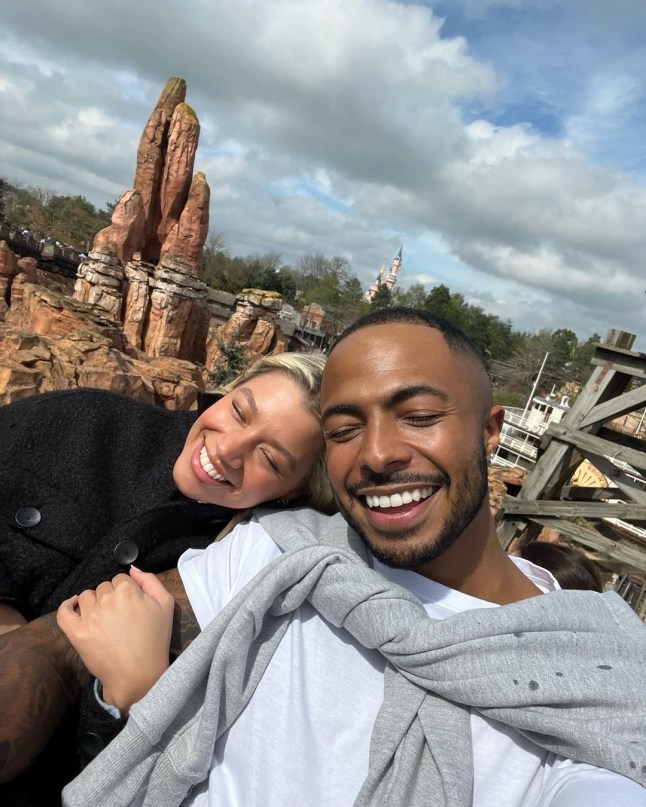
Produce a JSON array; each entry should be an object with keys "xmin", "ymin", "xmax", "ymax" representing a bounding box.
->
[
  {"xmin": 370, "ymin": 283, "xmax": 394, "ymax": 310},
  {"xmin": 207, "ymin": 336, "xmax": 250, "ymax": 388},
  {"xmin": 395, "ymin": 283, "xmax": 428, "ymax": 308},
  {"xmin": 295, "ymin": 254, "xmax": 367, "ymax": 330},
  {"xmin": 0, "ymin": 179, "xmax": 112, "ymax": 249},
  {"xmin": 423, "ymin": 284, "xmax": 453, "ymax": 319},
  {"xmin": 570, "ymin": 333, "xmax": 601, "ymax": 385}
]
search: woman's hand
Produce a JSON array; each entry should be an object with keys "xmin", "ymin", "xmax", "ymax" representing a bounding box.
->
[{"xmin": 57, "ymin": 567, "xmax": 175, "ymax": 714}]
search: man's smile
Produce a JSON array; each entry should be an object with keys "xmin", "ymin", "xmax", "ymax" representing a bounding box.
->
[{"xmin": 361, "ymin": 486, "xmax": 438, "ymax": 509}]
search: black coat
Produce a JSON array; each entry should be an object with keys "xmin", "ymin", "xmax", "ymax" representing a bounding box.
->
[
  {"xmin": 0, "ymin": 389, "xmax": 232, "ymax": 806},
  {"xmin": 0, "ymin": 388, "xmax": 232, "ymax": 617}
]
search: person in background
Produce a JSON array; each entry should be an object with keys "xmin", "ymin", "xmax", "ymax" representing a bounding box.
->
[{"xmin": 516, "ymin": 541, "xmax": 603, "ymax": 592}]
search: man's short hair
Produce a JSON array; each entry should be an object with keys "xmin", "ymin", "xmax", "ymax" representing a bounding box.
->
[{"xmin": 331, "ymin": 307, "xmax": 486, "ymax": 370}]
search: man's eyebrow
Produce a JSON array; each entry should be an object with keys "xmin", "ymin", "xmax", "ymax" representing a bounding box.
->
[
  {"xmin": 238, "ymin": 386, "xmax": 258, "ymax": 416},
  {"xmin": 322, "ymin": 385, "xmax": 450, "ymax": 424},
  {"xmin": 389, "ymin": 384, "xmax": 450, "ymax": 406},
  {"xmin": 321, "ymin": 403, "xmax": 362, "ymax": 424}
]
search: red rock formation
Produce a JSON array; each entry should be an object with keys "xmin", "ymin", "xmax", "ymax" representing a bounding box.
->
[
  {"xmin": 134, "ymin": 77, "xmax": 187, "ymax": 261},
  {"xmin": 160, "ymin": 172, "xmax": 210, "ymax": 278},
  {"xmin": 143, "ymin": 254, "xmax": 209, "ymax": 360},
  {"xmin": 16, "ymin": 257, "xmax": 38, "ymax": 284},
  {"xmin": 0, "ymin": 240, "xmax": 18, "ymax": 319},
  {"xmin": 74, "ymin": 246, "xmax": 125, "ymax": 321},
  {"xmin": 93, "ymin": 190, "xmax": 146, "ymax": 264},
  {"xmin": 0, "ymin": 275, "xmax": 205, "ymax": 409},
  {"xmin": 206, "ymin": 289, "xmax": 287, "ymax": 370},
  {"xmin": 157, "ymin": 103, "xmax": 200, "ymax": 251},
  {"xmin": 122, "ymin": 258, "xmax": 153, "ymax": 350},
  {"xmin": 71, "ymin": 79, "xmax": 211, "ymax": 363}
]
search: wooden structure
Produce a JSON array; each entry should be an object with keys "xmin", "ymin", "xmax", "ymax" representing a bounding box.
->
[{"xmin": 498, "ymin": 330, "xmax": 646, "ymax": 582}]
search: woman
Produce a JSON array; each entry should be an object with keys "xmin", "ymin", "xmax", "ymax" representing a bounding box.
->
[
  {"xmin": 0, "ymin": 351, "xmax": 333, "ymax": 802},
  {"xmin": 173, "ymin": 351, "xmax": 334, "ymax": 520},
  {"xmin": 57, "ymin": 350, "xmax": 334, "ymax": 748}
]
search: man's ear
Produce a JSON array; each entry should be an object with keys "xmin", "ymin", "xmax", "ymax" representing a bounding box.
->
[{"xmin": 483, "ymin": 405, "xmax": 505, "ymax": 456}]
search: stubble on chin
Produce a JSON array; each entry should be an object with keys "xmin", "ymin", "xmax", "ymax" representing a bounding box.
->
[{"xmin": 335, "ymin": 447, "xmax": 489, "ymax": 571}]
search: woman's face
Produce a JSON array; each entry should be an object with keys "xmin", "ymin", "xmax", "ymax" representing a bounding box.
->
[{"xmin": 173, "ymin": 372, "xmax": 323, "ymax": 510}]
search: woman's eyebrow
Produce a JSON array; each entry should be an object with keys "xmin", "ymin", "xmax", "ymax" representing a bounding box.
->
[{"xmin": 239, "ymin": 386, "xmax": 259, "ymax": 416}]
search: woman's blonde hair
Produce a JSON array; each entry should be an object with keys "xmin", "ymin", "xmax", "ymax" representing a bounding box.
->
[{"xmin": 213, "ymin": 352, "xmax": 336, "ymax": 540}]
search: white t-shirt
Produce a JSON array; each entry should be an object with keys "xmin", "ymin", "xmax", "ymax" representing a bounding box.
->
[{"xmin": 177, "ymin": 518, "xmax": 645, "ymax": 807}]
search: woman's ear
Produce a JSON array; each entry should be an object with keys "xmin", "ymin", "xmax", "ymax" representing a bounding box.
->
[{"xmin": 483, "ymin": 405, "xmax": 505, "ymax": 457}]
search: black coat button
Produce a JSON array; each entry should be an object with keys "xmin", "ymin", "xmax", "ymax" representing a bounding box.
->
[
  {"xmin": 15, "ymin": 507, "xmax": 41, "ymax": 528},
  {"xmin": 78, "ymin": 732, "xmax": 106, "ymax": 757},
  {"xmin": 113, "ymin": 540, "xmax": 139, "ymax": 565}
]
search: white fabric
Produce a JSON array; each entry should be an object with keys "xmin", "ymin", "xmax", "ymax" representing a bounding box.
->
[{"xmin": 178, "ymin": 519, "xmax": 645, "ymax": 807}]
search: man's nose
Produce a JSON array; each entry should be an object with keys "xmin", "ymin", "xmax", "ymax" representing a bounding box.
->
[{"xmin": 358, "ymin": 418, "xmax": 411, "ymax": 475}]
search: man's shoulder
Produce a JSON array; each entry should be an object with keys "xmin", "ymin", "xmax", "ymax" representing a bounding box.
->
[{"xmin": 255, "ymin": 507, "xmax": 369, "ymax": 563}]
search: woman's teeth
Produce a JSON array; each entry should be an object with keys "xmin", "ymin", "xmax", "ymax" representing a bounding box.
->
[
  {"xmin": 199, "ymin": 446, "xmax": 228, "ymax": 482},
  {"xmin": 364, "ymin": 488, "xmax": 435, "ymax": 509}
]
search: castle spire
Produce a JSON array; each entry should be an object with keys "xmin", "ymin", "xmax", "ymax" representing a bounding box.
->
[{"xmin": 365, "ymin": 246, "xmax": 403, "ymax": 301}]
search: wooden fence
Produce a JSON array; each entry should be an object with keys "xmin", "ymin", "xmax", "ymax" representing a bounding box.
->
[{"xmin": 497, "ymin": 330, "xmax": 646, "ymax": 587}]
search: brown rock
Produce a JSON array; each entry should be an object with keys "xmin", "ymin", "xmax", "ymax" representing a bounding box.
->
[
  {"xmin": 145, "ymin": 290, "xmax": 196, "ymax": 358},
  {"xmin": 0, "ymin": 241, "xmax": 18, "ymax": 279},
  {"xmin": 0, "ymin": 361, "xmax": 44, "ymax": 404},
  {"xmin": 488, "ymin": 464, "xmax": 528, "ymax": 521},
  {"xmin": 132, "ymin": 355, "xmax": 204, "ymax": 410},
  {"xmin": 92, "ymin": 190, "xmax": 146, "ymax": 264},
  {"xmin": 8, "ymin": 282, "xmax": 123, "ymax": 349},
  {"xmin": 160, "ymin": 172, "xmax": 210, "ymax": 278},
  {"xmin": 73, "ymin": 248, "xmax": 125, "ymax": 321},
  {"xmin": 17, "ymin": 257, "xmax": 38, "ymax": 283},
  {"xmin": 0, "ymin": 241, "xmax": 18, "ymax": 315},
  {"xmin": 122, "ymin": 259, "xmax": 153, "ymax": 350},
  {"xmin": 157, "ymin": 103, "xmax": 200, "ymax": 250},
  {"xmin": 246, "ymin": 319, "xmax": 276, "ymax": 355},
  {"xmin": 134, "ymin": 77, "xmax": 187, "ymax": 261}
]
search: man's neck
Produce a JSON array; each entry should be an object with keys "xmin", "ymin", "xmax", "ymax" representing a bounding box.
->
[{"xmin": 414, "ymin": 516, "xmax": 543, "ymax": 605}]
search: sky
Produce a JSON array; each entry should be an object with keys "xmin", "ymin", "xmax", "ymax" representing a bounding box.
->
[{"xmin": 1, "ymin": 0, "xmax": 645, "ymax": 345}]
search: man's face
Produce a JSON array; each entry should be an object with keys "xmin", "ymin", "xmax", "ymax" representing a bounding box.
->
[{"xmin": 321, "ymin": 323, "xmax": 502, "ymax": 570}]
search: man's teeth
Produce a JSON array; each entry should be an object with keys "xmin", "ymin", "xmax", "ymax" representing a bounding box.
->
[
  {"xmin": 199, "ymin": 446, "xmax": 228, "ymax": 482},
  {"xmin": 364, "ymin": 488, "xmax": 435, "ymax": 509}
]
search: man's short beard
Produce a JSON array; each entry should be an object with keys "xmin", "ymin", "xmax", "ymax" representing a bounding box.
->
[{"xmin": 335, "ymin": 446, "xmax": 489, "ymax": 570}]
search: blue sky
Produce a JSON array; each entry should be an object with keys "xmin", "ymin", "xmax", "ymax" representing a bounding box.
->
[{"xmin": 1, "ymin": 0, "xmax": 645, "ymax": 344}]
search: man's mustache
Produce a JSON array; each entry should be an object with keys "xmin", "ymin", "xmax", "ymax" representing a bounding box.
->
[{"xmin": 347, "ymin": 471, "xmax": 449, "ymax": 497}]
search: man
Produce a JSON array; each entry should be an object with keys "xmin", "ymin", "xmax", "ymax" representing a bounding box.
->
[{"xmin": 61, "ymin": 308, "xmax": 646, "ymax": 806}]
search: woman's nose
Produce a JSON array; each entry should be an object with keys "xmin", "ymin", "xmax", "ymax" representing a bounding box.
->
[{"xmin": 217, "ymin": 432, "xmax": 250, "ymax": 470}]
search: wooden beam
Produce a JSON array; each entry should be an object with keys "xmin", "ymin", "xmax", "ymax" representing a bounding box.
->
[
  {"xmin": 583, "ymin": 454, "xmax": 646, "ymax": 505},
  {"xmin": 560, "ymin": 486, "xmax": 617, "ymax": 501},
  {"xmin": 579, "ymin": 383, "xmax": 646, "ymax": 428},
  {"xmin": 502, "ymin": 496, "xmax": 646, "ymax": 520},
  {"xmin": 590, "ymin": 349, "xmax": 646, "ymax": 382},
  {"xmin": 597, "ymin": 427, "xmax": 646, "ymax": 455},
  {"xmin": 544, "ymin": 423, "xmax": 646, "ymax": 474},
  {"xmin": 519, "ymin": 516, "xmax": 646, "ymax": 570}
]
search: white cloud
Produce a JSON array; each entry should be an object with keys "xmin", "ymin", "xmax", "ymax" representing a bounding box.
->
[{"xmin": 0, "ymin": 0, "xmax": 645, "ymax": 342}]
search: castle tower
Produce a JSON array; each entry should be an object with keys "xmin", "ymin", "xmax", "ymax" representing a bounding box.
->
[{"xmin": 365, "ymin": 246, "xmax": 403, "ymax": 301}]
